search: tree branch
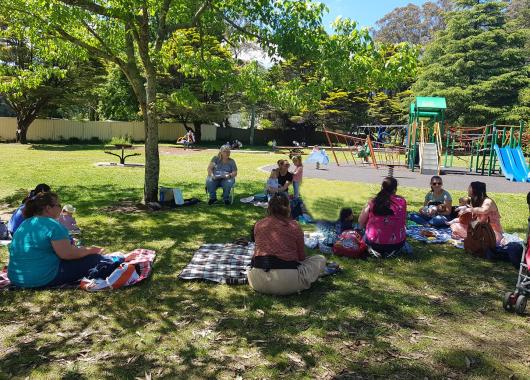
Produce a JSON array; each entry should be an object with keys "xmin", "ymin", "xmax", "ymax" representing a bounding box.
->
[
  {"xmin": 222, "ymin": 15, "xmax": 262, "ymax": 41},
  {"xmin": 155, "ymin": 0, "xmax": 173, "ymax": 50},
  {"xmin": 57, "ymin": 0, "xmax": 137, "ymax": 22}
]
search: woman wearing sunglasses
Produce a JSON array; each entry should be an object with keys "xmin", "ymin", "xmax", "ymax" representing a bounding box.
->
[{"xmin": 409, "ymin": 176, "xmax": 453, "ymax": 227}]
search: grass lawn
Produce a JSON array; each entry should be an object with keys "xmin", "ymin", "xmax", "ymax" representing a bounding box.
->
[{"xmin": 1, "ymin": 143, "xmax": 529, "ymax": 379}]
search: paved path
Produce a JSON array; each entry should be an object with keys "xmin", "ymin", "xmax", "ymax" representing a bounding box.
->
[{"xmin": 261, "ymin": 164, "xmax": 530, "ymax": 194}]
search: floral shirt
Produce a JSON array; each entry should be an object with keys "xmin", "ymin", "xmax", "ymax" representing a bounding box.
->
[{"xmin": 365, "ymin": 195, "xmax": 407, "ymax": 245}]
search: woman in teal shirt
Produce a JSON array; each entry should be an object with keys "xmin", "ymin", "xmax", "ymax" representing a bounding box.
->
[{"xmin": 8, "ymin": 192, "xmax": 109, "ymax": 288}]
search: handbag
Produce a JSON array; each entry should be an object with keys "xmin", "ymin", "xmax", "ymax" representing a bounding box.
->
[
  {"xmin": 464, "ymin": 218, "xmax": 496, "ymax": 258},
  {"xmin": 332, "ymin": 230, "xmax": 367, "ymax": 258}
]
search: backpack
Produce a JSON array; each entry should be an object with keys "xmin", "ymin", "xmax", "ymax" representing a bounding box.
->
[
  {"xmin": 464, "ymin": 219, "xmax": 496, "ymax": 258},
  {"xmin": 0, "ymin": 221, "xmax": 8, "ymax": 240},
  {"xmin": 332, "ymin": 230, "xmax": 367, "ymax": 259}
]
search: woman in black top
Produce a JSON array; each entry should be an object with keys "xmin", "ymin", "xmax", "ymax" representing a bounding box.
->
[{"xmin": 277, "ymin": 159, "xmax": 293, "ymax": 193}]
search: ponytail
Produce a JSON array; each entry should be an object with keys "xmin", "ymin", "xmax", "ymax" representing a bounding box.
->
[
  {"xmin": 372, "ymin": 177, "xmax": 398, "ymax": 216},
  {"xmin": 23, "ymin": 192, "xmax": 58, "ymax": 218},
  {"xmin": 24, "ymin": 183, "xmax": 51, "ymax": 202}
]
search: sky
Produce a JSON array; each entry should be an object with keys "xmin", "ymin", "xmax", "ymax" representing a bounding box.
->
[{"xmin": 319, "ymin": 0, "xmax": 429, "ymax": 30}]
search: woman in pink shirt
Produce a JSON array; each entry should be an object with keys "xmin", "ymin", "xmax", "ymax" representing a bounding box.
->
[
  {"xmin": 358, "ymin": 177, "xmax": 407, "ymax": 258},
  {"xmin": 291, "ymin": 155, "xmax": 304, "ymax": 199}
]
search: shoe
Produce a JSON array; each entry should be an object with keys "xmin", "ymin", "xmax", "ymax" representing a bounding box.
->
[
  {"xmin": 224, "ymin": 199, "xmax": 231, "ymax": 205},
  {"xmin": 320, "ymin": 264, "xmax": 342, "ymax": 277},
  {"xmin": 208, "ymin": 199, "xmax": 217, "ymax": 205}
]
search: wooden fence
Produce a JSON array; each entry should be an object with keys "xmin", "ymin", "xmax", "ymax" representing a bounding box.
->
[{"xmin": 0, "ymin": 117, "xmax": 197, "ymax": 142}]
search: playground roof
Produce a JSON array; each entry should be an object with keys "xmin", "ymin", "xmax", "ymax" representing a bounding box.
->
[{"xmin": 415, "ymin": 97, "xmax": 446, "ymax": 111}]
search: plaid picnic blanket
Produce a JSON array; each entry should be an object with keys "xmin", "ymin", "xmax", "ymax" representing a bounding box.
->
[
  {"xmin": 406, "ymin": 225, "xmax": 453, "ymax": 244},
  {"xmin": 179, "ymin": 243, "xmax": 254, "ymax": 285}
]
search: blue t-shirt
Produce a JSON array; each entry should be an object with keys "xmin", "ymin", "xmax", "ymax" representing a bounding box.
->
[
  {"xmin": 8, "ymin": 216, "xmax": 70, "ymax": 288},
  {"xmin": 7, "ymin": 204, "xmax": 25, "ymax": 234}
]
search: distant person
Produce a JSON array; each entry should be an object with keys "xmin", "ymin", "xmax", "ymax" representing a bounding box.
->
[
  {"xmin": 291, "ymin": 155, "xmax": 304, "ymax": 199},
  {"xmin": 206, "ymin": 145, "xmax": 237, "ymax": 205},
  {"xmin": 7, "ymin": 192, "xmax": 112, "ymax": 288},
  {"xmin": 409, "ymin": 176, "xmax": 453, "ymax": 227},
  {"xmin": 277, "ymin": 159, "xmax": 293, "ymax": 193},
  {"xmin": 358, "ymin": 177, "xmax": 408, "ymax": 258},
  {"xmin": 305, "ymin": 146, "xmax": 329, "ymax": 169},
  {"xmin": 266, "ymin": 168, "xmax": 280, "ymax": 200},
  {"xmin": 8, "ymin": 183, "xmax": 51, "ymax": 236}
]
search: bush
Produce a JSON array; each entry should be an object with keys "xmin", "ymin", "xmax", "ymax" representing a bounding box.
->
[{"xmin": 109, "ymin": 135, "xmax": 132, "ymax": 145}]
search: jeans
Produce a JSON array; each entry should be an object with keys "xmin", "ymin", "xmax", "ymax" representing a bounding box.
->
[
  {"xmin": 206, "ymin": 176, "xmax": 235, "ymax": 201},
  {"xmin": 46, "ymin": 254, "xmax": 119, "ymax": 287},
  {"xmin": 293, "ymin": 181, "xmax": 301, "ymax": 199},
  {"xmin": 409, "ymin": 212, "xmax": 449, "ymax": 228}
]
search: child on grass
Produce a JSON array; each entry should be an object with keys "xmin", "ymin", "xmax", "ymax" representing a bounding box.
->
[
  {"xmin": 57, "ymin": 204, "xmax": 81, "ymax": 235},
  {"xmin": 292, "ymin": 155, "xmax": 303, "ymax": 199},
  {"xmin": 266, "ymin": 168, "xmax": 280, "ymax": 200},
  {"xmin": 336, "ymin": 207, "xmax": 355, "ymax": 234}
]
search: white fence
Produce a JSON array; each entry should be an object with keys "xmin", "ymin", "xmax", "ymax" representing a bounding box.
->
[{"xmin": 0, "ymin": 117, "xmax": 218, "ymax": 142}]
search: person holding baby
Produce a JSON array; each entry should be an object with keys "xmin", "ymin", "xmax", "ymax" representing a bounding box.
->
[{"xmin": 408, "ymin": 176, "xmax": 453, "ymax": 228}]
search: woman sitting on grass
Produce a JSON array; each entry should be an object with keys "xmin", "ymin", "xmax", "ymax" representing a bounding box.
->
[
  {"xmin": 8, "ymin": 183, "xmax": 51, "ymax": 236},
  {"xmin": 7, "ymin": 192, "xmax": 113, "ymax": 288},
  {"xmin": 248, "ymin": 193, "xmax": 337, "ymax": 295},
  {"xmin": 358, "ymin": 177, "xmax": 408, "ymax": 258},
  {"xmin": 450, "ymin": 181, "xmax": 505, "ymax": 245},
  {"xmin": 408, "ymin": 176, "xmax": 453, "ymax": 227}
]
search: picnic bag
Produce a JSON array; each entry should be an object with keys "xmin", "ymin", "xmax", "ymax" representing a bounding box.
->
[
  {"xmin": 332, "ymin": 230, "xmax": 367, "ymax": 258},
  {"xmin": 159, "ymin": 187, "xmax": 185, "ymax": 205},
  {"xmin": 0, "ymin": 222, "xmax": 8, "ymax": 240},
  {"xmin": 464, "ymin": 219, "xmax": 496, "ymax": 258}
]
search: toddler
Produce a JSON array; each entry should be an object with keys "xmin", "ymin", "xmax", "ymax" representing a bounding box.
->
[
  {"xmin": 57, "ymin": 204, "xmax": 81, "ymax": 235},
  {"xmin": 266, "ymin": 168, "xmax": 280, "ymax": 200},
  {"xmin": 336, "ymin": 207, "xmax": 355, "ymax": 234},
  {"xmin": 292, "ymin": 155, "xmax": 303, "ymax": 199}
]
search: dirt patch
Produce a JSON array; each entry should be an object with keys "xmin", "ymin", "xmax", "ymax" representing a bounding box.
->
[
  {"xmin": 99, "ymin": 201, "xmax": 151, "ymax": 214},
  {"xmin": 159, "ymin": 146, "xmax": 209, "ymax": 156}
]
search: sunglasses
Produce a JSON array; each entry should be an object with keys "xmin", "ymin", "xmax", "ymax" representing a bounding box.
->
[{"xmin": 431, "ymin": 182, "xmax": 442, "ymax": 186}]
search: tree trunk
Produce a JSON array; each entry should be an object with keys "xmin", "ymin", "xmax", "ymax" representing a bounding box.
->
[
  {"xmin": 249, "ymin": 104, "xmax": 256, "ymax": 145},
  {"xmin": 17, "ymin": 110, "xmax": 38, "ymax": 144},
  {"xmin": 143, "ymin": 70, "xmax": 160, "ymax": 203},
  {"xmin": 193, "ymin": 121, "xmax": 202, "ymax": 142}
]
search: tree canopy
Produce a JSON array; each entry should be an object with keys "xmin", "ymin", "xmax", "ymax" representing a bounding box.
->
[{"xmin": 412, "ymin": 0, "xmax": 530, "ymax": 126}]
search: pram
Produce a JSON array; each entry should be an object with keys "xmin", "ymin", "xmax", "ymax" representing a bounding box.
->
[{"xmin": 503, "ymin": 216, "xmax": 530, "ymax": 315}]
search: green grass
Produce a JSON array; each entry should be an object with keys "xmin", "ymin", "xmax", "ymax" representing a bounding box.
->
[{"xmin": 1, "ymin": 143, "xmax": 529, "ymax": 379}]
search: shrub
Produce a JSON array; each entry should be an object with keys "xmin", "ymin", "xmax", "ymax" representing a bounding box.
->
[{"xmin": 109, "ymin": 135, "xmax": 132, "ymax": 145}]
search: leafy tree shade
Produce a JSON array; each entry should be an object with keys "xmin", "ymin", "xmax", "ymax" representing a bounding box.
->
[
  {"xmin": 372, "ymin": 1, "xmax": 452, "ymax": 45},
  {"xmin": 3, "ymin": 0, "xmax": 326, "ymax": 202},
  {"xmin": 0, "ymin": 19, "xmax": 98, "ymax": 143},
  {"xmin": 413, "ymin": 0, "xmax": 529, "ymax": 126},
  {"xmin": 98, "ymin": 66, "xmax": 140, "ymax": 122}
]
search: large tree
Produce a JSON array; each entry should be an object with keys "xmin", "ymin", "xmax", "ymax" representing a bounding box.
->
[
  {"xmin": 0, "ymin": 18, "xmax": 99, "ymax": 143},
  {"xmin": 3, "ymin": 0, "xmax": 326, "ymax": 201},
  {"xmin": 372, "ymin": 1, "xmax": 452, "ymax": 45},
  {"xmin": 412, "ymin": 0, "xmax": 529, "ymax": 126}
]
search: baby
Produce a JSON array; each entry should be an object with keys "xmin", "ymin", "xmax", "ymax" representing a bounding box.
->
[
  {"xmin": 447, "ymin": 196, "xmax": 471, "ymax": 226},
  {"xmin": 266, "ymin": 168, "xmax": 280, "ymax": 199},
  {"xmin": 57, "ymin": 204, "xmax": 81, "ymax": 235}
]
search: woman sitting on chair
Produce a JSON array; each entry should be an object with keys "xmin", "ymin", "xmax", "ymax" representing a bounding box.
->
[{"xmin": 206, "ymin": 145, "xmax": 237, "ymax": 205}]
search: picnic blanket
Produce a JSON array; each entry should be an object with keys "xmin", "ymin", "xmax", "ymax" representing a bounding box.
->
[
  {"xmin": 0, "ymin": 248, "xmax": 156, "ymax": 291},
  {"xmin": 179, "ymin": 243, "xmax": 254, "ymax": 284},
  {"xmin": 406, "ymin": 225, "xmax": 453, "ymax": 244}
]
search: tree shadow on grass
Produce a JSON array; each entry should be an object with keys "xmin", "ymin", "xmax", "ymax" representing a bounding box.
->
[
  {"xmin": 29, "ymin": 144, "xmax": 109, "ymax": 151},
  {"xmin": 0, "ymin": 188, "xmax": 528, "ymax": 378}
]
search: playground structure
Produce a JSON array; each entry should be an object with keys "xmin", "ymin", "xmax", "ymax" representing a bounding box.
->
[
  {"xmin": 322, "ymin": 127, "xmax": 407, "ymax": 170},
  {"xmin": 320, "ymin": 96, "xmax": 528, "ymax": 181},
  {"xmin": 443, "ymin": 121, "xmax": 529, "ymax": 181}
]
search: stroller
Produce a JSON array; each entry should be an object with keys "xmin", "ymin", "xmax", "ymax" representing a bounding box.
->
[{"xmin": 503, "ymin": 216, "xmax": 530, "ymax": 315}]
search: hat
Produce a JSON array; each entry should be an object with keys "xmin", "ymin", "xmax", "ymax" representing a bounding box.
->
[{"xmin": 62, "ymin": 204, "xmax": 76, "ymax": 213}]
